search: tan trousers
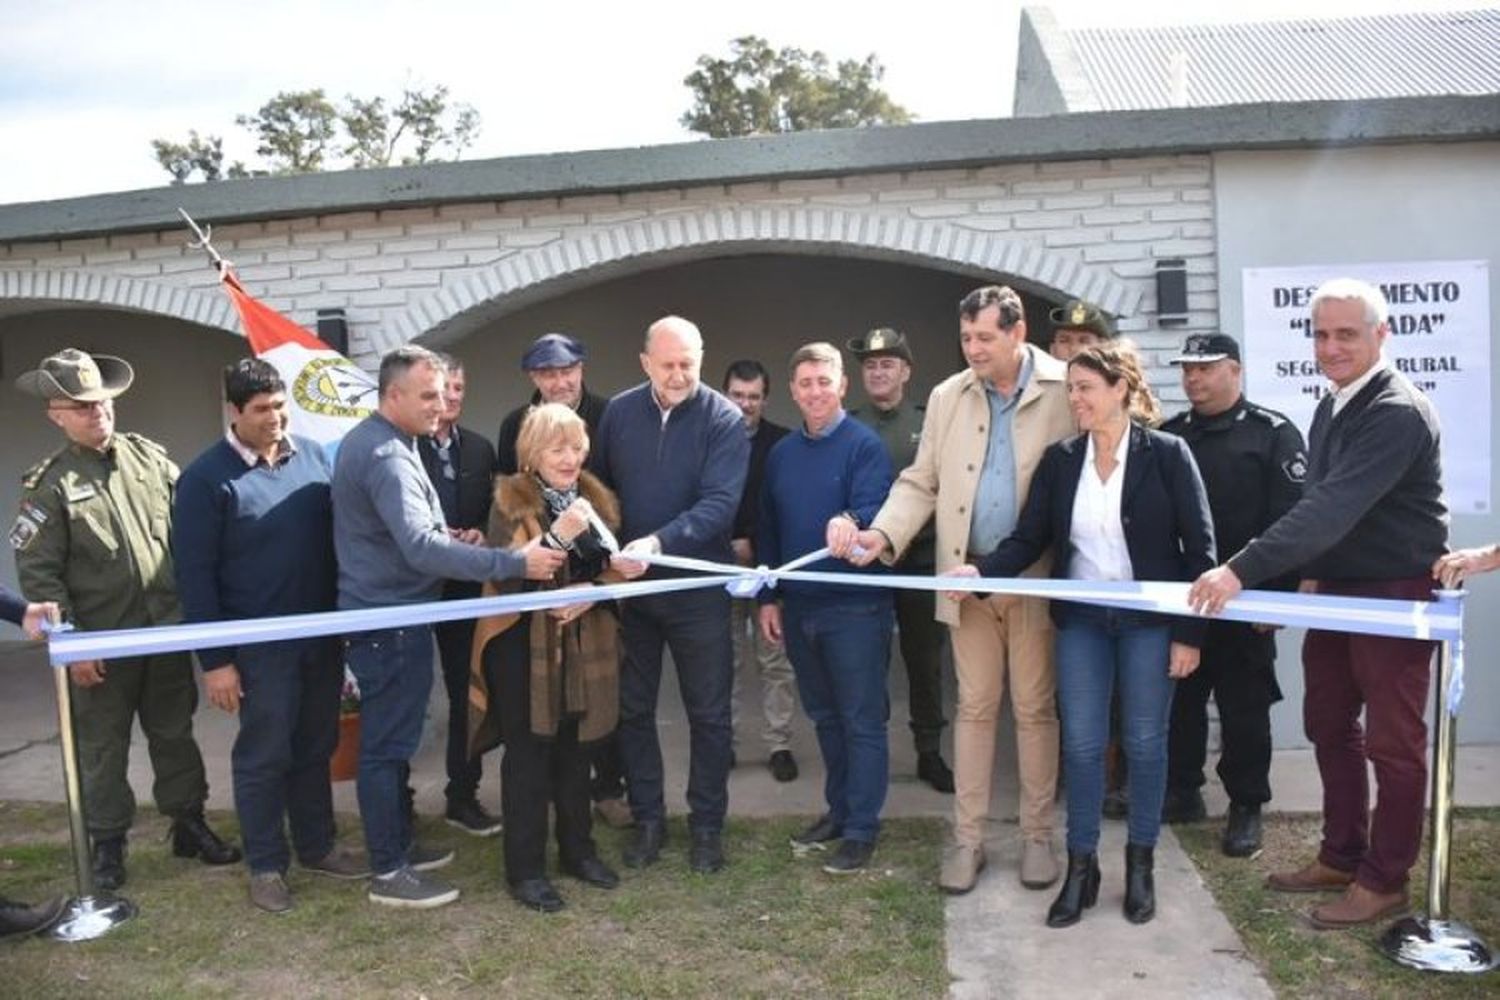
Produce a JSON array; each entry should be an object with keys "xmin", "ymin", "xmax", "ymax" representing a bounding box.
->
[
  {"xmin": 949, "ymin": 593, "xmax": 1058, "ymax": 846},
  {"xmin": 730, "ymin": 598, "xmax": 797, "ymax": 753}
]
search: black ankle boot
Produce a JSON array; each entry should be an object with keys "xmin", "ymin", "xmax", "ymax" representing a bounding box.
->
[
  {"xmin": 1045, "ymin": 851, "xmax": 1100, "ymax": 927},
  {"xmin": 92, "ymin": 836, "xmax": 127, "ymax": 891},
  {"xmin": 1124, "ymin": 843, "xmax": 1155, "ymax": 924},
  {"xmin": 170, "ymin": 812, "xmax": 243, "ymax": 866}
]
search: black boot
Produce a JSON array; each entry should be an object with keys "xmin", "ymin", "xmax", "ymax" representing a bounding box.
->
[
  {"xmin": 170, "ymin": 812, "xmax": 243, "ymax": 866},
  {"xmin": 622, "ymin": 821, "xmax": 666, "ymax": 869},
  {"xmin": 1045, "ymin": 851, "xmax": 1100, "ymax": 928},
  {"xmin": 1222, "ymin": 802, "xmax": 1263, "ymax": 858},
  {"xmin": 1124, "ymin": 843, "xmax": 1155, "ymax": 924},
  {"xmin": 92, "ymin": 835, "xmax": 127, "ymax": 891}
]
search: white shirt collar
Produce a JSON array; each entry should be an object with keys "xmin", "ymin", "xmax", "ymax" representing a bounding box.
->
[
  {"xmin": 225, "ymin": 428, "xmax": 295, "ymax": 468},
  {"xmin": 1330, "ymin": 357, "xmax": 1388, "ymax": 416}
]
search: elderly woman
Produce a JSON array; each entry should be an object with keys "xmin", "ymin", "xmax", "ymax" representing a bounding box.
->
[
  {"xmin": 469, "ymin": 403, "xmax": 624, "ymax": 913},
  {"xmin": 947, "ymin": 343, "xmax": 1215, "ymax": 927}
]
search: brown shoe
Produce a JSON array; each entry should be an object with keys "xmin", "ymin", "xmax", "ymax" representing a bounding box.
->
[
  {"xmin": 594, "ymin": 796, "xmax": 634, "ymax": 829},
  {"xmin": 249, "ymin": 872, "xmax": 293, "ymax": 914},
  {"xmin": 1266, "ymin": 859, "xmax": 1356, "ymax": 893},
  {"xmin": 1309, "ymin": 883, "xmax": 1409, "ymax": 929},
  {"xmin": 939, "ymin": 843, "xmax": 987, "ymax": 895}
]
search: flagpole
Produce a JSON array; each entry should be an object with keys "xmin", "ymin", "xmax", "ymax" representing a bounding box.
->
[
  {"xmin": 47, "ymin": 659, "xmax": 136, "ymax": 941},
  {"xmin": 1379, "ymin": 591, "xmax": 1496, "ymax": 973}
]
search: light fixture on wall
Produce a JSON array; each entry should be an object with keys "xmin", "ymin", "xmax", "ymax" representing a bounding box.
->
[
  {"xmin": 316, "ymin": 308, "xmax": 349, "ymax": 355},
  {"xmin": 1156, "ymin": 259, "xmax": 1188, "ymax": 326}
]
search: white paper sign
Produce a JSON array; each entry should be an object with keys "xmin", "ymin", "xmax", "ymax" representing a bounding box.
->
[{"xmin": 1242, "ymin": 260, "xmax": 1491, "ymax": 514}]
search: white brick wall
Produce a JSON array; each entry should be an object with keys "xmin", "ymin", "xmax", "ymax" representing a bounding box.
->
[{"xmin": 0, "ymin": 153, "xmax": 1218, "ymax": 394}]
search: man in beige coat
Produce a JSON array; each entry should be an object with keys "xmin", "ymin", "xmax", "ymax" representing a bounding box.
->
[{"xmin": 831, "ymin": 285, "xmax": 1075, "ymax": 893}]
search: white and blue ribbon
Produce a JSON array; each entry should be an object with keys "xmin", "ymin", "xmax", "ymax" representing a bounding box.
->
[{"xmin": 43, "ymin": 549, "xmax": 1467, "ymax": 713}]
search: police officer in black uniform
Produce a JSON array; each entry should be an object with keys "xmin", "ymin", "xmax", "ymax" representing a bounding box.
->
[{"xmin": 1160, "ymin": 333, "xmax": 1307, "ymax": 857}]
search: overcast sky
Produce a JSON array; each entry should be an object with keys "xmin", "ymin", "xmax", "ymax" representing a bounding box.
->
[{"xmin": 0, "ymin": 0, "xmax": 1478, "ymax": 205}]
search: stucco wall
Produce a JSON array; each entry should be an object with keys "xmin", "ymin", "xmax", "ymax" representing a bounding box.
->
[{"xmin": 1214, "ymin": 142, "xmax": 1500, "ymax": 745}]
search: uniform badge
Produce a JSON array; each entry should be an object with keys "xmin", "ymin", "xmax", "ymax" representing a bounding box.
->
[
  {"xmin": 63, "ymin": 482, "xmax": 97, "ymax": 503},
  {"xmin": 1070, "ymin": 303, "xmax": 1088, "ymax": 326},
  {"xmin": 1282, "ymin": 455, "xmax": 1308, "ymax": 483}
]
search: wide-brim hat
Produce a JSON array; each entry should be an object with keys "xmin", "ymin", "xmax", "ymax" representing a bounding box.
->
[
  {"xmin": 15, "ymin": 348, "xmax": 134, "ymax": 401},
  {"xmin": 845, "ymin": 327, "xmax": 913, "ymax": 364}
]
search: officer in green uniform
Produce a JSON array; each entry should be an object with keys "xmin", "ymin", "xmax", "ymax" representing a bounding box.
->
[
  {"xmin": 1047, "ymin": 299, "xmax": 1116, "ymax": 362},
  {"xmin": 846, "ymin": 328, "xmax": 953, "ymax": 792},
  {"xmin": 12, "ymin": 348, "xmax": 240, "ymax": 890}
]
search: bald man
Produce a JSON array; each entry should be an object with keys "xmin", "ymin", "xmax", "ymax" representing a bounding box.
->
[{"xmin": 591, "ymin": 316, "xmax": 750, "ymax": 875}]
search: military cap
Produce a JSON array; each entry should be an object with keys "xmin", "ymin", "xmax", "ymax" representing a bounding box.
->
[
  {"xmin": 845, "ymin": 327, "xmax": 913, "ymax": 364},
  {"xmin": 1169, "ymin": 333, "xmax": 1241, "ymax": 365},
  {"xmin": 15, "ymin": 348, "xmax": 134, "ymax": 401},
  {"xmin": 1048, "ymin": 300, "xmax": 1116, "ymax": 339},
  {"xmin": 520, "ymin": 333, "xmax": 586, "ymax": 371}
]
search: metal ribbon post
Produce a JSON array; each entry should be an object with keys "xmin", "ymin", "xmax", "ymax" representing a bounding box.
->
[
  {"xmin": 45, "ymin": 644, "xmax": 136, "ymax": 941},
  {"xmin": 1379, "ymin": 589, "xmax": 1495, "ymax": 973}
]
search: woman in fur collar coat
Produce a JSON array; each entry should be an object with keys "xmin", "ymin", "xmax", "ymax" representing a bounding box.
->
[{"xmin": 468, "ymin": 403, "xmax": 624, "ymax": 913}]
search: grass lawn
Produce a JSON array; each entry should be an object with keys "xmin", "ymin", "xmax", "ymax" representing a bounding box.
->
[
  {"xmin": 1177, "ymin": 808, "xmax": 1500, "ymax": 999},
  {"xmin": 0, "ymin": 802, "xmax": 946, "ymax": 999}
]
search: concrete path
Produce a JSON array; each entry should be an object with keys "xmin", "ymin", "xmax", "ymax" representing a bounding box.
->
[{"xmin": 3, "ymin": 639, "xmax": 1498, "ymax": 998}]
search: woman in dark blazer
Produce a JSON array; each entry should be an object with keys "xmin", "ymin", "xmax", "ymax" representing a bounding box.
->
[{"xmin": 947, "ymin": 343, "xmax": 1215, "ymax": 928}]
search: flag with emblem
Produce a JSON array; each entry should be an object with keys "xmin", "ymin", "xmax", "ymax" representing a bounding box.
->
[{"xmin": 219, "ymin": 270, "xmax": 376, "ymax": 455}]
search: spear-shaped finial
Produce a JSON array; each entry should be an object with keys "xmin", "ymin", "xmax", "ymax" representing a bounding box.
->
[{"xmin": 177, "ymin": 207, "xmax": 230, "ymax": 273}]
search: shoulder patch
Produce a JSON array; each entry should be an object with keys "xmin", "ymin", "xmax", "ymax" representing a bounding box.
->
[
  {"xmin": 1282, "ymin": 453, "xmax": 1308, "ymax": 484},
  {"xmin": 10, "ymin": 501, "xmax": 47, "ymax": 551}
]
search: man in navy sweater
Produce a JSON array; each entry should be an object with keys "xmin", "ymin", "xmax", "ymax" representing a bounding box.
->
[
  {"xmin": 757, "ymin": 343, "xmax": 895, "ymax": 874},
  {"xmin": 174, "ymin": 359, "xmax": 369, "ymax": 913},
  {"xmin": 593, "ymin": 316, "xmax": 749, "ymax": 874}
]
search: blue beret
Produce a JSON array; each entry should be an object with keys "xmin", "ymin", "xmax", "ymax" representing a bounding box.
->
[{"xmin": 521, "ymin": 333, "xmax": 586, "ymax": 370}]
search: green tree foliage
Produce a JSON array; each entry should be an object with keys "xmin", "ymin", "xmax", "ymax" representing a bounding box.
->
[
  {"xmin": 682, "ymin": 36, "xmax": 913, "ymax": 138},
  {"xmin": 152, "ymin": 84, "xmax": 481, "ymax": 183}
]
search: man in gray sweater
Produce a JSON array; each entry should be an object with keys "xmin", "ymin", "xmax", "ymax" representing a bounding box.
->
[
  {"xmin": 333, "ymin": 346, "xmax": 564, "ymax": 909},
  {"xmin": 1189, "ymin": 278, "xmax": 1447, "ymax": 930}
]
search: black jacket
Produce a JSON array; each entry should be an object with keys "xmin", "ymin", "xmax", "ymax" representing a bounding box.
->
[
  {"xmin": 1160, "ymin": 396, "xmax": 1305, "ymax": 593},
  {"xmin": 419, "ymin": 424, "xmax": 498, "ymax": 598},
  {"xmin": 977, "ymin": 424, "xmax": 1217, "ymax": 646},
  {"xmin": 494, "ymin": 388, "xmax": 609, "ymax": 476},
  {"xmin": 1227, "ymin": 365, "xmax": 1447, "ymax": 585}
]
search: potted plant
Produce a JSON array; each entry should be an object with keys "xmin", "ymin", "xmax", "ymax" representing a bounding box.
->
[{"xmin": 330, "ymin": 666, "xmax": 361, "ymax": 781}]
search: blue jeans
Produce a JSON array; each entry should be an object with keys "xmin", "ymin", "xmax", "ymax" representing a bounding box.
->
[
  {"xmin": 345, "ymin": 626, "xmax": 433, "ymax": 874},
  {"xmin": 233, "ymin": 639, "xmax": 342, "ymax": 875},
  {"xmin": 619, "ymin": 589, "xmax": 733, "ymax": 835},
  {"xmin": 782, "ymin": 596, "xmax": 893, "ymax": 844},
  {"xmin": 1054, "ymin": 611, "xmax": 1176, "ymax": 852}
]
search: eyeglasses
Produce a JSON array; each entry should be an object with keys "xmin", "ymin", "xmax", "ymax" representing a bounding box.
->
[{"xmin": 48, "ymin": 399, "xmax": 111, "ymax": 413}]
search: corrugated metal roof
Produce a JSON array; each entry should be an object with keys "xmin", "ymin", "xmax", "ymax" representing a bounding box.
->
[{"xmin": 1066, "ymin": 9, "xmax": 1500, "ymax": 110}]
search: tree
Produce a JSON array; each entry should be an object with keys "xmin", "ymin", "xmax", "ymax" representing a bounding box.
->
[
  {"xmin": 150, "ymin": 130, "xmax": 249, "ymax": 185},
  {"xmin": 151, "ymin": 83, "xmax": 482, "ymax": 183},
  {"xmin": 681, "ymin": 36, "xmax": 913, "ymax": 139}
]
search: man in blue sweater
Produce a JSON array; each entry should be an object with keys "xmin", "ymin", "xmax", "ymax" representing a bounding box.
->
[
  {"xmin": 757, "ymin": 343, "xmax": 895, "ymax": 874},
  {"xmin": 593, "ymin": 316, "xmax": 749, "ymax": 874},
  {"xmin": 174, "ymin": 358, "xmax": 369, "ymax": 913},
  {"xmin": 333, "ymin": 346, "xmax": 565, "ymax": 908}
]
